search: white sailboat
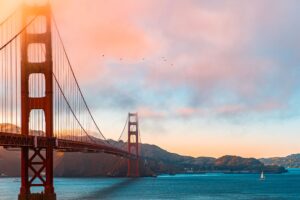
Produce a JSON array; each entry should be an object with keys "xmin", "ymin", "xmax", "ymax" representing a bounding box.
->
[{"xmin": 260, "ymin": 171, "xmax": 265, "ymax": 181}]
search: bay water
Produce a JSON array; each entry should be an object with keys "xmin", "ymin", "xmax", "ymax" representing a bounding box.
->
[{"xmin": 1, "ymin": 169, "xmax": 300, "ymax": 199}]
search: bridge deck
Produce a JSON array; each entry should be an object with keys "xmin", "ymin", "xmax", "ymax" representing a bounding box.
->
[{"xmin": 0, "ymin": 132, "xmax": 135, "ymax": 159}]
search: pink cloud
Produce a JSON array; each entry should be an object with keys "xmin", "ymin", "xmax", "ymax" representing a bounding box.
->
[
  {"xmin": 51, "ymin": 0, "xmax": 160, "ymax": 82},
  {"xmin": 1, "ymin": 0, "xmax": 293, "ymax": 118},
  {"xmin": 215, "ymin": 104, "xmax": 246, "ymax": 116},
  {"xmin": 137, "ymin": 107, "xmax": 166, "ymax": 119},
  {"xmin": 174, "ymin": 100, "xmax": 285, "ymax": 118},
  {"xmin": 254, "ymin": 101, "xmax": 285, "ymax": 113},
  {"xmin": 48, "ymin": 0, "xmax": 285, "ymax": 101},
  {"xmin": 175, "ymin": 107, "xmax": 199, "ymax": 117},
  {"xmin": 126, "ymin": 1, "xmax": 293, "ymax": 116},
  {"xmin": 174, "ymin": 105, "xmax": 245, "ymax": 118}
]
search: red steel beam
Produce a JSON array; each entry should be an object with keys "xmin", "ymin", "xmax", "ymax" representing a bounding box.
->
[{"xmin": 0, "ymin": 132, "xmax": 136, "ymax": 159}]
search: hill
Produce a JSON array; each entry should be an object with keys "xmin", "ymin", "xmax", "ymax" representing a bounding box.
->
[
  {"xmin": 260, "ymin": 154, "xmax": 300, "ymax": 168},
  {"xmin": 140, "ymin": 144, "xmax": 286, "ymax": 174}
]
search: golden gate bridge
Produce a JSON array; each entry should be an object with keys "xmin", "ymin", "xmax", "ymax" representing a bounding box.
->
[{"xmin": 0, "ymin": 3, "xmax": 141, "ymax": 200}]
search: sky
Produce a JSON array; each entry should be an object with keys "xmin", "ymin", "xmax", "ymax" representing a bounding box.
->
[{"xmin": 1, "ymin": 0, "xmax": 300, "ymax": 158}]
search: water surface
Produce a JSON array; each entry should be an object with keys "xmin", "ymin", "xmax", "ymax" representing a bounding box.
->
[{"xmin": 1, "ymin": 169, "xmax": 300, "ymax": 200}]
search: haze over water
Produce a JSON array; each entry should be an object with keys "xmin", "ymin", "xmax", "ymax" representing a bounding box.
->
[{"xmin": 1, "ymin": 169, "xmax": 300, "ymax": 200}]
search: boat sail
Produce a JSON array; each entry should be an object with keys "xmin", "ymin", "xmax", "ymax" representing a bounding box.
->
[{"xmin": 260, "ymin": 171, "xmax": 265, "ymax": 180}]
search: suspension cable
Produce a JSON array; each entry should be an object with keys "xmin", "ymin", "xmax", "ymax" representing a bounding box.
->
[
  {"xmin": 118, "ymin": 116, "xmax": 128, "ymax": 142},
  {"xmin": 51, "ymin": 12, "xmax": 108, "ymax": 141},
  {"xmin": 0, "ymin": 16, "xmax": 37, "ymax": 51},
  {"xmin": 110, "ymin": 116, "xmax": 129, "ymax": 147},
  {"xmin": 53, "ymin": 74, "xmax": 99, "ymax": 144},
  {"xmin": 0, "ymin": 6, "xmax": 20, "ymax": 26}
]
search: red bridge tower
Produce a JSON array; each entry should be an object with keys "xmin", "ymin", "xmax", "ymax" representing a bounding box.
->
[
  {"xmin": 19, "ymin": 3, "xmax": 56, "ymax": 200},
  {"xmin": 127, "ymin": 113, "xmax": 140, "ymax": 177}
]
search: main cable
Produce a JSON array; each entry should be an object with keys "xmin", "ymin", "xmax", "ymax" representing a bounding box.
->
[
  {"xmin": 51, "ymin": 12, "xmax": 108, "ymax": 142},
  {"xmin": 0, "ymin": 16, "xmax": 37, "ymax": 51}
]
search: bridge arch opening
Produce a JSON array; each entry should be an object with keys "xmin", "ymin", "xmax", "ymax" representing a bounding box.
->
[
  {"xmin": 27, "ymin": 43, "xmax": 46, "ymax": 63},
  {"xmin": 29, "ymin": 109, "xmax": 46, "ymax": 136},
  {"xmin": 130, "ymin": 134, "xmax": 137, "ymax": 143},
  {"xmin": 130, "ymin": 124, "xmax": 137, "ymax": 132},
  {"xmin": 29, "ymin": 73, "xmax": 45, "ymax": 98}
]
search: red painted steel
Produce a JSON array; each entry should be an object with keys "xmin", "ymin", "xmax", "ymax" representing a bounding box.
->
[
  {"xmin": 0, "ymin": 132, "xmax": 137, "ymax": 159},
  {"xmin": 127, "ymin": 113, "xmax": 140, "ymax": 177},
  {"xmin": 19, "ymin": 3, "xmax": 56, "ymax": 199}
]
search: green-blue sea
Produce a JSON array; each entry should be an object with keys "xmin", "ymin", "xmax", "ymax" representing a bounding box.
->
[{"xmin": 1, "ymin": 169, "xmax": 300, "ymax": 200}]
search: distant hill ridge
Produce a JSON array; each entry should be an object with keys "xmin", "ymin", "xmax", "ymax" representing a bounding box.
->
[{"xmin": 260, "ymin": 154, "xmax": 300, "ymax": 168}]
